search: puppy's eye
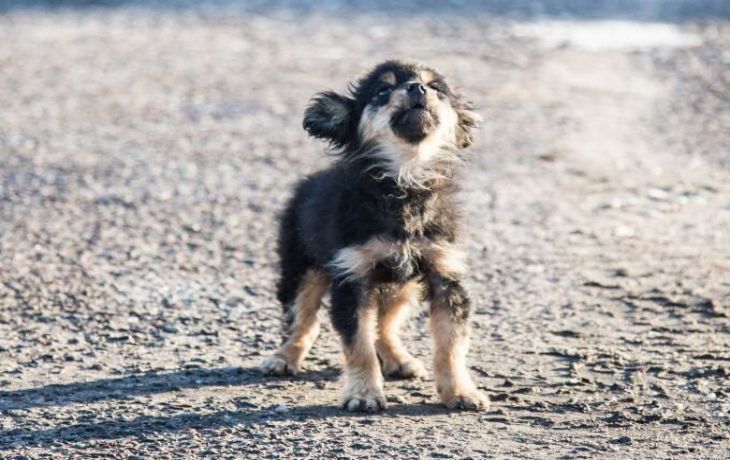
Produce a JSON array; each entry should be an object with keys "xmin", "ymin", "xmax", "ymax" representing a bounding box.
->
[
  {"xmin": 375, "ymin": 87, "xmax": 392, "ymax": 99},
  {"xmin": 429, "ymin": 83, "xmax": 444, "ymax": 93}
]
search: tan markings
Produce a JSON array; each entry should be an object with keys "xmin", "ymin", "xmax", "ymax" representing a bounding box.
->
[
  {"xmin": 358, "ymin": 101, "xmax": 399, "ymax": 144},
  {"xmin": 331, "ymin": 239, "xmax": 466, "ymax": 281},
  {"xmin": 430, "ymin": 306, "xmax": 488, "ymax": 409},
  {"xmin": 341, "ymin": 301, "xmax": 385, "ymax": 410},
  {"xmin": 260, "ymin": 270, "xmax": 329, "ymax": 375},
  {"xmin": 420, "ymin": 70, "xmax": 435, "ymax": 85},
  {"xmin": 379, "ymin": 71, "xmax": 396, "ymax": 86},
  {"xmin": 376, "ymin": 281, "xmax": 425, "ymax": 377},
  {"xmin": 426, "ymin": 243, "xmax": 467, "ymax": 278},
  {"xmin": 330, "ymin": 238, "xmax": 392, "ymax": 280}
]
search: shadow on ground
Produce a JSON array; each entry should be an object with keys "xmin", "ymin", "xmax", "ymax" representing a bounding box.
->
[
  {"xmin": 0, "ymin": 366, "xmax": 339, "ymax": 410},
  {"xmin": 0, "ymin": 366, "xmax": 455, "ymax": 449}
]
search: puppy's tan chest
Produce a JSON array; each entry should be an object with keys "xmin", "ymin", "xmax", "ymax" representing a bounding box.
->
[{"xmin": 330, "ymin": 236, "xmax": 465, "ymax": 281}]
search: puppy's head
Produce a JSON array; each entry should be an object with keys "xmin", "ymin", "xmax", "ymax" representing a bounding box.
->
[{"xmin": 303, "ymin": 60, "xmax": 478, "ymax": 180}]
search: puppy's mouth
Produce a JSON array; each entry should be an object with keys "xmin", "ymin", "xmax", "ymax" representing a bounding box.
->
[{"xmin": 391, "ymin": 103, "xmax": 439, "ymax": 144}]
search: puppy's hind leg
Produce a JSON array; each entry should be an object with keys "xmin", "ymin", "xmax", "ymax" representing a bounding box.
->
[
  {"xmin": 261, "ymin": 194, "xmax": 329, "ymax": 376},
  {"xmin": 260, "ymin": 269, "xmax": 329, "ymax": 376},
  {"xmin": 331, "ymin": 280, "xmax": 386, "ymax": 412}
]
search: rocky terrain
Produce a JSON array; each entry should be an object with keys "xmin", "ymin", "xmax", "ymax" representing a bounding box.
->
[{"xmin": 0, "ymin": 1, "xmax": 728, "ymax": 458}]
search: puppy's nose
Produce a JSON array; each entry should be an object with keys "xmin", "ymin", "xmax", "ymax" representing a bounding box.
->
[
  {"xmin": 406, "ymin": 82, "xmax": 426, "ymax": 95},
  {"xmin": 407, "ymin": 82, "xmax": 427, "ymax": 107}
]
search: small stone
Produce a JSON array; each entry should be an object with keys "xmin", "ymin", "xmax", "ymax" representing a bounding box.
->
[
  {"xmin": 274, "ymin": 404, "xmax": 290, "ymax": 413},
  {"xmin": 387, "ymin": 394, "xmax": 407, "ymax": 404},
  {"xmin": 647, "ymin": 188, "xmax": 670, "ymax": 201},
  {"xmin": 160, "ymin": 323, "xmax": 178, "ymax": 333},
  {"xmin": 614, "ymin": 225, "xmax": 635, "ymax": 238},
  {"xmin": 612, "ymin": 436, "xmax": 632, "ymax": 445},
  {"xmin": 525, "ymin": 264, "xmax": 545, "ymax": 273}
]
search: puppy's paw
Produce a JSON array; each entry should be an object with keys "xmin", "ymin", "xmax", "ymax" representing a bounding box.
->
[
  {"xmin": 442, "ymin": 389, "xmax": 490, "ymax": 411},
  {"xmin": 342, "ymin": 391, "xmax": 387, "ymax": 413},
  {"xmin": 382, "ymin": 358, "xmax": 426, "ymax": 380},
  {"xmin": 259, "ymin": 354, "xmax": 299, "ymax": 376}
]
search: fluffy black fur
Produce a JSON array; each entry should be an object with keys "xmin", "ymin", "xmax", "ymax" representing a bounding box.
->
[
  {"xmin": 264, "ymin": 60, "xmax": 487, "ymax": 412},
  {"xmin": 277, "ymin": 158, "xmax": 462, "ymax": 340},
  {"xmin": 277, "ymin": 60, "xmax": 476, "ymax": 344}
]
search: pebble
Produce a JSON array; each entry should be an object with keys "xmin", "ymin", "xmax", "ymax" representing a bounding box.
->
[
  {"xmin": 613, "ymin": 225, "xmax": 636, "ymax": 238},
  {"xmin": 612, "ymin": 436, "xmax": 633, "ymax": 445},
  {"xmin": 160, "ymin": 324, "xmax": 179, "ymax": 333},
  {"xmin": 647, "ymin": 188, "xmax": 670, "ymax": 201},
  {"xmin": 274, "ymin": 404, "xmax": 290, "ymax": 413},
  {"xmin": 387, "ymin": 394, "xmax": 407, "ymax": 404}
]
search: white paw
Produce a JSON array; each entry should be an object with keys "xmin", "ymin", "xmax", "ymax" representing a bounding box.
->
[
  {"xmin": 342, "ymin": 391, "xmax": 387, "ymax": 413},
  {"xmin": 442, "ymin": 389, "xmax": 490, "ymax": 411},
  {"xmin": 259, "ymin": 354, "xmax": 298, "ymax": 376},
  {"xmin": 382, "ymin": 358, "xmax": 427, "ymax": 380}
]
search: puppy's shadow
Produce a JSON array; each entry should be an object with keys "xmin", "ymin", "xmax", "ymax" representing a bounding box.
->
[
  {"xmin": 1, "ymin": 402, "xmax": 453, "ymax": 449},
  {"xmin": 0, "ymin": 366, "xmax": 338, "ymax": 411},
  {"xmin": 0, "ymin": 366, "xmax": 453, "ymax": 449},
  {"xmin": 293, "ymin": 401, "xmax": 452, "ymax": 419}
]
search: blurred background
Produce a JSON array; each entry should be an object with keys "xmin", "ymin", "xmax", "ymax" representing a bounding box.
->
[{"xmin": 1, "ymin": 1, "xmax": 728, "ymax": 458}]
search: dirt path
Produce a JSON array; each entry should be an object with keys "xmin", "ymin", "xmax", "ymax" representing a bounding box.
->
[{"xmin": 0, "ymin": 4, "xmax": 728, "ymax": 459}]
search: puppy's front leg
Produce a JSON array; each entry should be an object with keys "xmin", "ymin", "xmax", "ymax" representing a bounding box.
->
[
  {"xmin": 330, "ymin": 280, "xmax": 385, "ymax": 412},
  {"xmin": 427, "ymin": 275, "xmax": 489, "ymax": 411},
  {"xmin": 376, "ymin": 281, "xmax": 426, "ymax": 379}
]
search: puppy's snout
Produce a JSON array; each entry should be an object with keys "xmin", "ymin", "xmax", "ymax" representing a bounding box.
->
[
  {"xmin": 406, "ymin": 83, "xmax": 427, "ymax": 107},
  {"xmin": 407, "ymin": 82, "xmax": 426, "ymax": 95}
]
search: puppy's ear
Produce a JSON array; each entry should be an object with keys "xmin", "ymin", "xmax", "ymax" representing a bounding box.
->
[
  {"xmin": 455, "ymin": 101, "xmax": 481, "ymax": 149},
  {"xmin": 303, "ymin": 91, "xmax": 355, "ymax": 149}
]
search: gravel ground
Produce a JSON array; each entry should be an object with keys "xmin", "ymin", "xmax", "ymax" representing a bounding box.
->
[{"xmin": 0, "ymin": 2, "xmax": 728, "ymax": 458}]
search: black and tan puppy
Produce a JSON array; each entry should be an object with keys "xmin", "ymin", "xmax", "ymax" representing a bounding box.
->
[{"xmin": 260, "ymin": 60, "xmax": 488, "ymax": 412}]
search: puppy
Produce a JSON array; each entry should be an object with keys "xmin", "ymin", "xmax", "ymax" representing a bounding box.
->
[{"xmin": 260, "ymin": 60, "xmax": 488, "ymax": 412}]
